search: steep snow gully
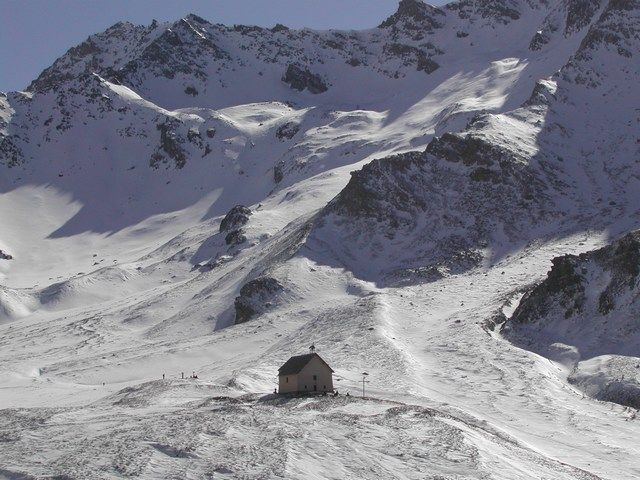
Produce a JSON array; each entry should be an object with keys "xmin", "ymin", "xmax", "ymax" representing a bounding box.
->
[{"xmin": 1, "ymin": 0, "xmax": 639, "ymax": 478}]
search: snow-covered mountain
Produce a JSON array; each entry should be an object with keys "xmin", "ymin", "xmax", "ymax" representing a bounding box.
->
[
  {"xmin": 1, "ymin": 0, "xmax": 639, "ymax": 478},
  {"xmin": 504, "ymin": 229, "xmax": 640, "ymax": 408},
  {"xmin": 306, "ymin": 0, "xmax": 639, "ymax": 284}
]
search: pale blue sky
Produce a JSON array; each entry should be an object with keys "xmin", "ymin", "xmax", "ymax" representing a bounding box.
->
[{"xmin": 0, "ymin": 0, "xmax": 448, "ymax": 92}]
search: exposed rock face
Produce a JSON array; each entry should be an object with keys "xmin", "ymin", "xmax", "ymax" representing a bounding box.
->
[
  {"xmin": 314, "ymin": 120, "xmax": 551, "ymax": 283},
  {"xmin": 529, "ymin": 30, "xmax": 550, "ymax": 50},
  {"xmin": 273, "ymin": 160, "xmax": 285, "ymax": 184},
  {"xmin": 0, "ymin": 135, "xmax": 23, "ymax": 167},
  {"xmin": 0, "ymin": 95, "xmax": 23, "ymax": 167},
  {"xmin": 122, "ymin": 18, "xmax": 227, "ymax": 83},
  {"xmin": 6, "ymin": 0, "xmax": 596, "ymax": 175},
  {"xmin": 300, "ymin": 0, "xmax": 638, "ymax": 289},
  {"xmin": 383, "ymin": 43, "xmax": 440, "ymax": 74},
  {"xmin": 275, "ymin": 122, "xmax": 299, "ymax": 141},
  {"xmin": 220, "ymin": 205, "xmax": 252, "ymax": 247},
  {"xmin": 220, "ymin": 205, "xmax": 252, "ymax": 233},
  {"xmin": 504, "ymin": 230, "xmax": 640, "ymax": 408},
  {"xmin": 331, "ymin": 138, "xmax": 543, "ymax": 223},
  {"xmin": 428, "ymin": 132, "xmax": 511, "ymax": 167},
  {"xmin": 28, "ymin": 22, "xmax": 154, "ymax": 93},
  {"xmin": 562, "ymin": 0, "xmax": 640, "ymax": 86},
  {"xmin": 565, "ymin": 0, "xmax": 602, "ymax": 34},
  {"xmin": 446, "ymin": 0, "xmax": 523, "ymax": 24},
  {"xmin": 234, "ymin": 277, "xmax": 284, "ymax": 324},
  {"xmin": 0, "ymin": 250, "xmax": 13, "ymax": 260},
  {"xmin": 21, "ymin": 9, "xmax": 454, "ymax": 111},
  {"xmin": 578, "ymin": 0, "xmax": 638, "ymax": 56},
  {"xmin": 150, "ymin": 120, "xmax": 187, "ymax": 169},
  {"xmin": 510, "ymin": 231, "xmax": 640, "ymax": 325},
  {"xmin": 225, "ymin": 229, "xmax": 247, "ymax": 246},
  {"xmin": 379, "ymin": 0, "xmax": 446, "ymax": 33},
  {"xmin": 530, "ymin": 0, "xmax": 602, "ymax": 50},
  {"xmin": 511, "ymin": 255, "xmax": 586, "ymax": 324},
  {"xmin": 184, "ymin": 86, "xmax": 198, "ymax": 96},
  {"xmin": 282, "ymin": 65, "xmax": 328, "ymax": 94}
]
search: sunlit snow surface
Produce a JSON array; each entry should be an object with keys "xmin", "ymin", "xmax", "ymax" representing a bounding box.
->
[{"xmin": 1, "ymin": 0, "xmax": 640, "ymax": 478}]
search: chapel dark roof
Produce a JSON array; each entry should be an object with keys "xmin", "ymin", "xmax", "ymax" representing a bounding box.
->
[{"xmin": 278, "ymin": 353, "xmax": 334, "ymax": 375}]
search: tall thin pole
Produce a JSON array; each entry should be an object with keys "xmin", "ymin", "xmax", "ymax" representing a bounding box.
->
[{"xmin": 362, "ymin": 372, "xmax": 369, "ymax": 398}]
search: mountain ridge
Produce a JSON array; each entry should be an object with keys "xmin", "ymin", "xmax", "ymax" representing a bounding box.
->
[{"xmin": 1, "ymin": 1, "xmax": 639, "ymax": 478}]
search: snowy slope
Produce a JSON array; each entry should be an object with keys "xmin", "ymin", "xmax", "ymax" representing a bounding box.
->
[
  {"xmin": 1, "ymin": 0, "xmax": 640, "ymax": 478},
  {"xmin": 303, "ymin": 0, "xmax": 639, "ymax": 284},
  {"xmin": 504, "ymin": 230, "xmax": 640, "ymax": 408}
]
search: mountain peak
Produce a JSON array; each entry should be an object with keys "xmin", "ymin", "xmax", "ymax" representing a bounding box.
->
[
  {"xmin": 181, "ymin": 13, "xmax": 210, "ymax": 26},
  {"xmin": 379, "ymin": 0, "xmax": 445, "ymax": 29},
  {"xmin": 394, "ymin": 0, "xmax": 433, "ymax": 17}
]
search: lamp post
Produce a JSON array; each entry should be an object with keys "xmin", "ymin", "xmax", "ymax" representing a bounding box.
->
[{"xmin": 361, "ymin": 372, "xmax": 369, "ymax": 398}]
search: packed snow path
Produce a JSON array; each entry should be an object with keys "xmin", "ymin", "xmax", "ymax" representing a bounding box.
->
[{"xmin": 2, "ymin": 0, "xmax": 640, "ymax": 477}]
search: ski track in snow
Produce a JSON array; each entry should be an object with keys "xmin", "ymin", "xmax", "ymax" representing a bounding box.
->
[{"xmin": 1, "ymin": 0, "xmax": 640, "ymax": 478}]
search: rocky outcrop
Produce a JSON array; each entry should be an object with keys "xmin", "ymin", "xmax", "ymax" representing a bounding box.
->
[
  {"xmin": 150, "ymin": 120, "xmax": 188, "ymax": 169},
  {"xmin": 184, "ymin": 86, "xmax": 198, "ymax": 96},
  {"xmin": 0, "ymin": 134, "xmax": 23, "ymax": 167},
  {"xmin": 446, "ymin": 0, "xmax": 523, "ymax": 25},
  {"xmin": 503, "ymin": 230, "xmax": 640, "ymax": 408},
  {"xmin": 225, "ymin": 229, "xmax": 247, "ymax": 246},
  {"xmin": 529, "ymin": 31, "xmax": 550, "ymax": 50},
  {"xmin": 220, "ymin": 205, "xmax": 252, "ymax": 247},
  {"xmin": 313, "ymin": 123, "xmax": 551, "ymax": 284},
  {"xmin": 379, "ymin": 0, "xmax": 445, "ymax": 35},
  {"xmin": 0, "ymin": 249, "xmax": 13, "ymax": 260},
  {"xmin": 116, "ymin": 16, "xmax": 229, "ymax": 90},
  {"xmin": 427, "ymin": 132, "xmax": 508, "ymax": 167},
  {"xmin": 509, "ymin": 230, "xmax": 640, "ymax": 326},
  {"xmin": 562, "ymin": 0, "xmax": 640, "ymax": 87},
  {"xmin": 220, "ymin": 205, "xmax": 252, "ymax": 232},
  {"xmin": 275, "ymin": 122, "xmax": 299, "ymax": 141},
  {"xmin": 0, "ymin": 95, "xmax": 23, "ymax": 167},
  {"xmin": 282, "ymin": 65, "xmax": 328, "ymax": 94},
  {"xmin": 383, "ymin": 44, "xmax": 440, "ymax": 74},
  {"xmin": 273, "ymin": 160, "xmax": 285, "ymax": 184},
  {"xmin": 577, "ymin": 0, "xmax": 638, "ymax": 56},
  {"xmin": 234, "ymin": 277, "xmax": 284, "ymax": 324},
  {"xmin": 27, "ymin": 22, "xmax": 152, "ymax": 93},
  {"xmin": 27, "ymin": 16, "xmax": 230, "ymax": 96},
  {"xmin": 529, "ymin": 0, "xmax": 602, "ymax": 51},
  {"xmin": 565, "ymin": 0, "xmax": 602, "ymax": 34},
  {"xmin": 511, "ymin": 255, "xmax": 587, "ymax": 324}
]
